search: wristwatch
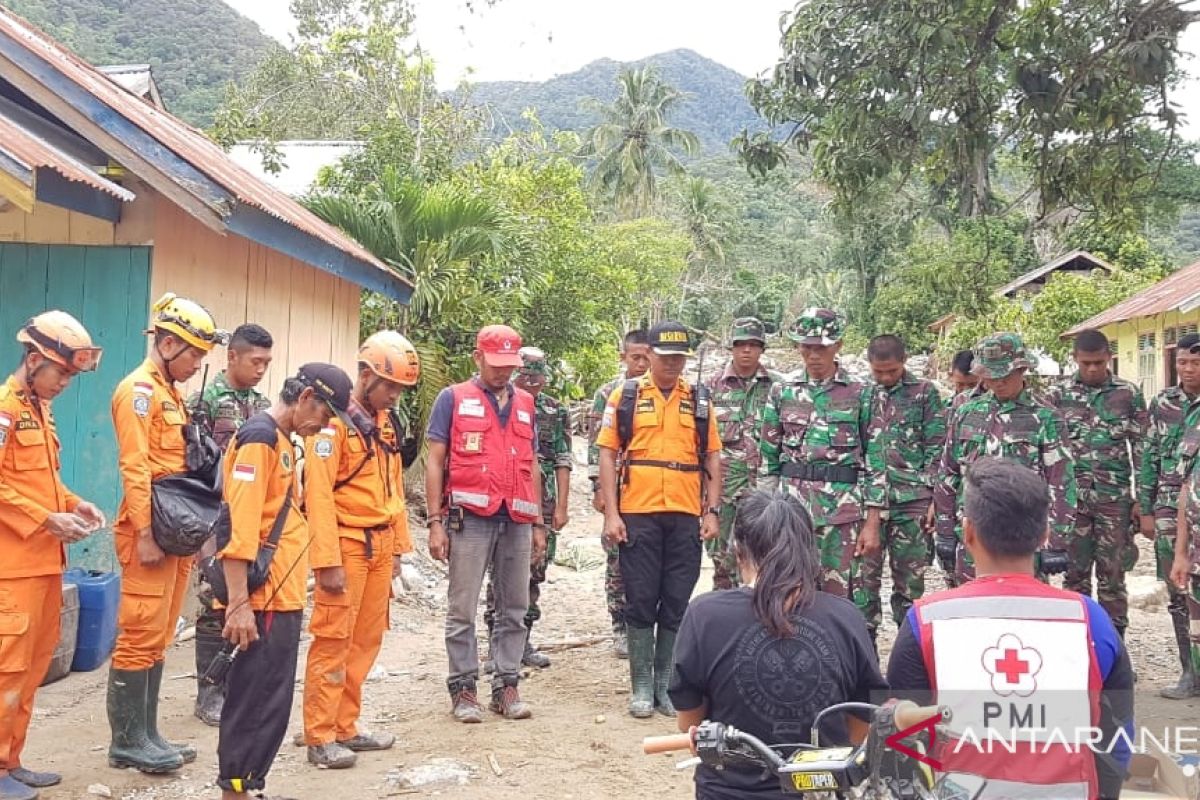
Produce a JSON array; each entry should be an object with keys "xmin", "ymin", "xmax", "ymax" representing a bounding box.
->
[{"xmin": 705, "ymin": 506, "xmax": 720, "ymax": 518}]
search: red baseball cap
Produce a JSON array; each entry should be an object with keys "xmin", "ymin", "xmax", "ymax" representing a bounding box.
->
[{"xmin": 476, "ymin": 324, "xmax": 523, "ymax": 367}]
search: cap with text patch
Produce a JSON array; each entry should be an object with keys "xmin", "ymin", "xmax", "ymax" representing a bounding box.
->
[
  {"xmin": 296, "ymin": 362, "xmax": 353, "ymax": 424},
  {"xmin": 476, "ymin": 324, "xmax": 523, "ymax": 368},
  {"xmin": 649, "ymin": 320, "xmax": 694, "ymax": 356}
]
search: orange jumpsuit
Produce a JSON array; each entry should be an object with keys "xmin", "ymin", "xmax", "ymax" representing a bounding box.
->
[
  {"xmin": 110, "ymin": 360, "xmax": 192, "ymax": 671},
  {"xmin": 302, "ymin": 406, "xmax": 410, "ymax": 745},
  {"xmin": 0, "ymin": 375, "xmax": 82, "ymax": 774}
]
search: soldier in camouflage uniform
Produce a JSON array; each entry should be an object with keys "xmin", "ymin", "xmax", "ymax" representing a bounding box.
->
[
  {"xmin": 187, "ymin": 323, "xmax": 274, "ymax": 726},
  {"xmin": 934, "ymin": 333, "xmax": 1076, "ymax": 585},
  {"xmin": 1170, "ymin": 411, "xmax": 1200, "ymax": 703},
  {"xmin": 486, "ymin": 347, "xmax": 571, "ymax": 669},
  {"xmin": 1143, "ymin": 332, "xmax": 1200, "ymax": 698},
  {"xmin": 862, "ymin": 335, "xmax": 945, "ymax": 632},
  {"xmin": 757, "ymin": 308, "xmax": 886, "ymax": 631},
  {"xmin": 1044, "ymin": 329, "xmax": 1147, "ymax": 638},
  {"xmin": 587, "ymin": 330, "xmax": 651, "ymax": 658},
  {"xmin": 706, "ymin": 317, "xmax": 775, "ymax": 590}
]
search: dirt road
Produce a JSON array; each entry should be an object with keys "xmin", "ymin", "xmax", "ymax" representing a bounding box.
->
[{"xmin": 25, "ymin": 450, "xmax": 1200, "ymax": 799}]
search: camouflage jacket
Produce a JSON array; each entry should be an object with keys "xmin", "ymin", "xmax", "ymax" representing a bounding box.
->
[
  {"xmin": 1175, "ymin": 400, "xmax": 1200, "ymax": 539},
  {"xmin": 1044, "ymin": 373, "xmax": 1146, "ymax": 504},
  {"xmin": 535, "ymin": 392, "xmax": 572, "ymax": 504},
  {"xmin": 934, "ymin": 387, "xmax": 1076, "ymax": 547},
  {"xmin": 1140, "ymin": 386, "xmax": 1199, "ymax": 515},
  {"xmin": 875, "ymin": 372, "xmax": 945, "ymax": 505},
  {"xmin": 758, "ymin": 366, "xmax": 887, "ymax": 526},
  {"xmin": 587, "ymin": 375, "xmax": 625, "ymax": 482},
  {"xmin": 189, "ymin": 370, "xmax": 271, "ymax": 450},
  {"xmin": 708, "ymin": 360, "xmax": 775, "ymax": 502}
]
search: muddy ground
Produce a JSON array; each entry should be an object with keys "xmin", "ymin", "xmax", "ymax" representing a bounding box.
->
[{"xmin": 26, "ymin": 443, "xmax": 1200, "ymax": 799}]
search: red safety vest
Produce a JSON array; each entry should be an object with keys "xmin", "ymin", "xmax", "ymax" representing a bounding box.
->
[
  {"xmin": 445, "ymin": 380, "xmax": 539, "ymax": 522},
  {"xmin": 914, "ymin": 575, "xmax": 1101, "ymax": 800}
]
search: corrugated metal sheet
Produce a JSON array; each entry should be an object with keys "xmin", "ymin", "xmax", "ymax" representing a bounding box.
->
[
  {"xmin": 0, "ymin": 109, "xmax": 133, "ymax": 200},
  {"xmin": 1063, "ymin": 259, "xmax": 1200, "ymax": 337},
  {"xmin": 0, "ymin": 9, "xmax": 406, "ymax": 292}
]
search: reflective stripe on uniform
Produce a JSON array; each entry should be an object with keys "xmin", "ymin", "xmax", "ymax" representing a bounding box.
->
[
  {"xmin": 450, "ymin": 491, "xmax": 490, "ymax": 508},
  {"xmin": 918, "ymin": 596, "xmax": 1085, "ymax": 623},
  {"xmin": 511, "ymin": 498, "xmax": 539, "ymax": 517},
  {"xmin": 946, "ymin": 776, "xmax": 1088, "ymax": 800}
]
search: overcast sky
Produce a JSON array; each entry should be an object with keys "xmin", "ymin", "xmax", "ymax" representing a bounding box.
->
[{"xmin": 225, "ymin": 0, "xmax": 1200, "ymax": 136}]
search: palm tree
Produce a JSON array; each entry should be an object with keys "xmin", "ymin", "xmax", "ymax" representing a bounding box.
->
[
  {"xmin": 306, "ymin": 168, "xmax": 513, "ymax": 445},
  {"xmin": 678, "ymin": 176, "xmax": 727, "ymax": 266},
  {"xmin": 580, "ymin": 67, "xmax": 700, "ymax": 218}
]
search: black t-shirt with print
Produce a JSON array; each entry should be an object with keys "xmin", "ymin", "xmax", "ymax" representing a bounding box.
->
[{"xmin": 669, "ymin": 587, "xmax": 887, "ymax": 800}]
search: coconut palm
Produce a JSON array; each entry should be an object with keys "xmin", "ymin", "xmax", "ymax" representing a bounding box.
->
[{"xmin": 580, "ymin": 67, "xmax": 700, "ymax": 218}]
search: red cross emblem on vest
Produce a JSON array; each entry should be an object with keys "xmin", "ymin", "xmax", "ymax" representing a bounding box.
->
[{"xmin": 982, "ymin": 633, "xmax": 1042, "ymax": 697}]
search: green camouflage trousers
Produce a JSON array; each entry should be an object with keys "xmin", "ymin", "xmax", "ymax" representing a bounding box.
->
[
  {"xmin": 486, "ymin": 530, "xmax": 557, "ymax": 628},
  {"xmin": 605, "ymin": 543, "xmax": 625, "ymax": 628},
  {"xmin": 1064, "ymin": 497, "xmax": 1131, "ymax": 633},
  {"xmin": 861, "ymin": 501, "xmax": 929, "ymax": 633},
  {"xmin": 705, "ymin": 501, "xmax": 740, "ymax": 590},
  {"xmin": 816, "ymin": 519, "xmax": 866, "ymax": 617},
  {"xmin": 1156, "ymin": 510, "xmax": 1199, "ymax": 669}
]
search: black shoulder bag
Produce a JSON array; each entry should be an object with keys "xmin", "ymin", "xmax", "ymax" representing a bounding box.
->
[{"xmin": 200, "ymin": 480, "xmax": 294, "ymax": 605}]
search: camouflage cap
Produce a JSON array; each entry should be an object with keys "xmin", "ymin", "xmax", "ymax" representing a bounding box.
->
[
  {"xmin": 972, "ymin": 332, "xmax": 1032, "ymax": 379},
  {"xmin": 729, "ymin": 316, "xmax": 766, "ymax": 346},
  {"xmin": 787, "ymin": 307, "xmax": 844, "ymax": 345},
  {"xmin": 517, "ymin": 346, "xmax": 548, "ymax": 381}
]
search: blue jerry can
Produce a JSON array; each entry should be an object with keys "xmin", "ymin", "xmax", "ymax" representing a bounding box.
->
[{"xmin": 63, "ymin": 568, "xmax": 120, "ymax": 671}]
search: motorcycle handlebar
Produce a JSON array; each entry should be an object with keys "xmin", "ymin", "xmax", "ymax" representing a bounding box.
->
[
  {"xmin": 643, "ymin": 732, "xmax": 694, "ymax": 755},
  {"xmin": 893, "ymin": 701, "xmax": 950, "ymax": 730}
]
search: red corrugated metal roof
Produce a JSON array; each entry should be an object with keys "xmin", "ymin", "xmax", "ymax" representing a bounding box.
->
[
  {"xmin": 0, "ymin": 9, "xmax": 405, "ymax": 291},
  {"xmin": 1063, "ymin": 259, "xmax": 1200, "ymax": 337},
  {"xmin": 0, "ymin": 111, "xmax": 133, "ymax": 201}
]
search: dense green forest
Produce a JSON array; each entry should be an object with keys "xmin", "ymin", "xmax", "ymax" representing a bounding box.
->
[
  {"xmin": 2, "ymin": 0, "xmax": 274, "ymax": 125},
  {"xmin": 464, "ymin": 49, "xmax": 764, "ymax": 156}
]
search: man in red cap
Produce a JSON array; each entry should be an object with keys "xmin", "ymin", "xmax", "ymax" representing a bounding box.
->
[{"xmin": 426, "ymin": 325, "xmax": 548, "ymax": 723}]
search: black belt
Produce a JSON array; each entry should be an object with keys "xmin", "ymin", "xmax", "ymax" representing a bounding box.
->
[
  {"xmin": 781, "ymin": 462, "xmax": 860, "ymax": 483},
  {"xmin": 625, "ymin": 459, "xmax": 702, "ymax": 473},
  {"xmin": 360, "ymin": 525, "xmax": 389, "ymax": 558}
]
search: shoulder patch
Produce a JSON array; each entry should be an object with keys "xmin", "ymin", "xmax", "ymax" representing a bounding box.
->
[
  {"xmin": 232, "ymin": 463, "xmax": 257, "ymax": 482},
  {"xmin": 314, "ymin": 438, "xmax": 334, "ymax": 458},
  {"xmin": 132, "ymin": 394, "xmax": 151, "ymax": 417}
]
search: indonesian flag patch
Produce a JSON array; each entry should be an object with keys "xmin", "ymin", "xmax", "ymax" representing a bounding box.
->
[{"xmin": 232, "ymin": 463, "xmax": 257, "ymax": 482}]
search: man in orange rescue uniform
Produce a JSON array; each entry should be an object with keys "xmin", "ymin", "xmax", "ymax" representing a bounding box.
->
[
  {"xmin": 217, "ymin": 363, "xmax": 353, "ymax": 800},
  {"xmin": 107, "ymin": 293, "xmax": 226, "ymax": 775},
  {"xmin": 302, "ymin": 331, "xmax": 419, "ymax": 770},
  {"xmin": 0, "ymin": 312, "xmax": 105, "ymax": 800}
]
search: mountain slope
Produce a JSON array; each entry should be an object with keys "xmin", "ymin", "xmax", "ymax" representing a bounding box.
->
[
  {"xmin": 464, "ymin": 49, "xmax": 763, "ymax": 155},
  {"xmin": 2, "ymin": 0, "xmax": 275, "ymax": 126}
]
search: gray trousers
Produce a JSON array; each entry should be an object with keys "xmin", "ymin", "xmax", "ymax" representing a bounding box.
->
[{"xmin": 445, "ymin": 512, "xmax": 532, "ymax": 688}]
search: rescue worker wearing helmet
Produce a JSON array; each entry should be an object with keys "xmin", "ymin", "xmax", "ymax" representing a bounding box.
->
[
  {"xmin": 0, "ymin": 312, "xmax": 106, "ymax": 800},
  {"xmin": 107, "ymin": 293, "xmax": 226, "ymax": 775},
  {"xmin": 301, "ymin": 331, "xmax": 419, "ymax": 769}
]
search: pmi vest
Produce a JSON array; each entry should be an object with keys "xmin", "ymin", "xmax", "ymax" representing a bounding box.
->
[
  {"xmin": 445, "ymin": 381, "xmax": 539, "ymax": 522},
  {"xmin": 915, "ymin": 575, "xmax": 1101, "ymax": 800}
]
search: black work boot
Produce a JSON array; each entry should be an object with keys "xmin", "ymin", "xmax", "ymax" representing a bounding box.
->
[
  {"xmin": 652, "ymin": 627, "xmax": 677, "ymax": 717},
  {"xmin": 521, "ymin": 624, "xmax": 551, "ymax": 669},
  {"xmin": 194, "ymin": 627, "xmax": 225, "ymax": 727},
  {"xmin": 148, "ymin": 662, "xmax": 197, "ymax": 763},
  {"xmin": 626, "ymin": 626, "xmax": 655, "ymax": 718},
  {"xmin": 1162, "ymin": 610, "xmax": 1199, "ymax": 699},
  {"xmin": 107, "ymin": 669, "xmax": 184, "ymax": 774}
]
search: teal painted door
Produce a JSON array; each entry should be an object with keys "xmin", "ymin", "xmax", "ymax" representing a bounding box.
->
[{"xmin": 0, "ymin": 244, "xmax": 151, "ymax": 570}]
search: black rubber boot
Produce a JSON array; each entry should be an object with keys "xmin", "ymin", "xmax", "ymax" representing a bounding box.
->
[
  {"xmin": 107, "ymin": 669, "xmax": 184, "ymax": 774},
  {"xmin": 626, "ymin": 626, "xmax": 655, "ymax": 719},
  {"xmin": 147, "ymin": 662, "xmax": 197, "ymax": 764},
  {"xmin": 194, "ymin": 627, "xmax": 225, "ymax": 727},
  {"xmin": 1162, "ymin": 610, "xmax": 1199, "ymax": 699},
  {"xmin": 521, "ymin": 623, "xmax": 550, "ymax": 669},
  {"xmin": 653, "ymin": 627, "xmax": 677, "ymax": 717}
]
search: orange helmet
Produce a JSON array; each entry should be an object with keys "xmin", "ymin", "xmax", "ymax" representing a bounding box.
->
[
  {"xmin": 17, "ymin": 311, "xmax": 102, "ymax": 373},
  {"xmin": 358, "ymin": 331, "xmax": 420, "ymax": 386}
]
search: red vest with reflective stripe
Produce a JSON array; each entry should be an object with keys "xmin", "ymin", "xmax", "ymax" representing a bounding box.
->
[
  {"xmin": 445, "ymin": 381, "xmax": 539, "ymax": 522},
  {"xmin": 914, "ymin": 575, "xmax": 1101, "ymax": 800}
]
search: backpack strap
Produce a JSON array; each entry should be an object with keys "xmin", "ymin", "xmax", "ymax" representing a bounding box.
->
[
  {"xmin": 616, "ymin": 378, "xmax": 638, "ymax": 452},
  {"xmin": 692, "ymin": 381, "xmax": 711, "ymax": 471}
]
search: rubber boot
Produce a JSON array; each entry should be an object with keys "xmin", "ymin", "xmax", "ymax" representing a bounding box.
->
[
  {"xmin": 626, "ymin": 626, "xmax": 655, "ymax": 719},
  {"xmin": 107, "ymin": 669, "xmax": 184, "ymax": 774},
  {"xmin": 194, "ymin": 627, "xmax": 225, "ymax": 727},
  {"xmin": 1161, "ymin": 611, "xmax": 1198, "ymax": 699},
  {"xmin": 521, "ymin": 623, "xmax": 551, "ymax": 669},
  {"xmin": 148, "ymin": 662, "xmax": 197, "ymax": 764},
  {"xmin": 653, "ymin": 627, "xmax": 677, "ymax": 717}
]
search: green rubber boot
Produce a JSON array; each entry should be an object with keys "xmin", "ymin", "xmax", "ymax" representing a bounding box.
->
[
  {"xmin": 626, "ymin": 626, "xmax": 655, "ymax": 719},
  {"xmin": 653, "ymin": 627, "xmax": 677, "ymax": 717},
  {"xmin": 148, "ymin": 662, "xmax": 197, "ymax": 764},
  {"xmin": 107, "ymin": 669, "xmax": 184, "ymax": 774}
]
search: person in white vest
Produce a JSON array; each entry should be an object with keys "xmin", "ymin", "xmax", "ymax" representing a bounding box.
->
[{"xmin": 886, "ymin": 457, "xmax": 1134, "ymax": 800}]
